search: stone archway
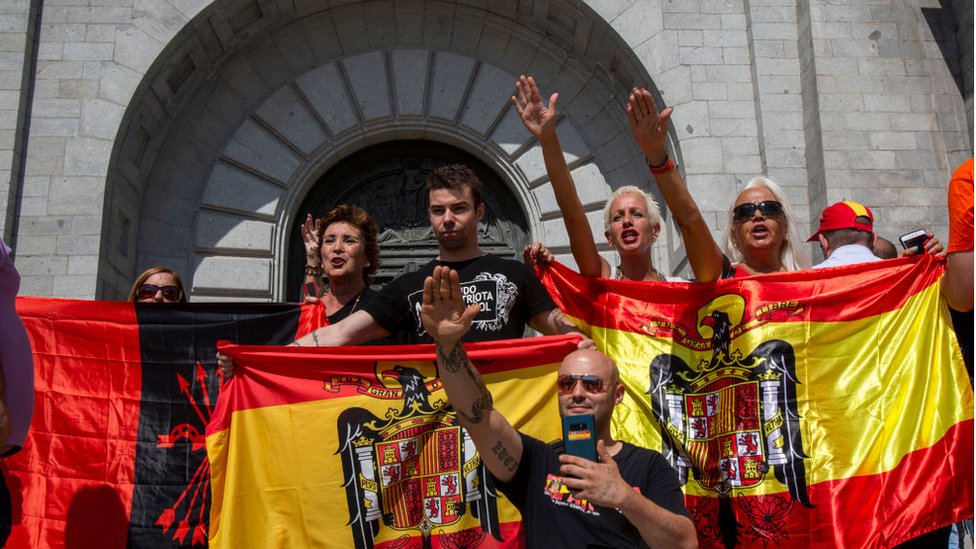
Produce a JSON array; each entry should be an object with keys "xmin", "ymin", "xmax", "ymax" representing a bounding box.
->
[{"xmin": 102, "ymin": 1, "xmax": 682, "ymax": 301}]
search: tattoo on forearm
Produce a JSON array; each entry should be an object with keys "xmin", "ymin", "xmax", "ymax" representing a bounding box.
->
[
  {"xmin": 437, "ymin": 343, "xmax": 494, "ymax": 424},
  {"xmin": 491, "ymin": 441, "xmax": 520, "ymax": 473},
  {"xmin": 437, "ymin": 343, "xmax": 468, "ymax": 374},
  {"xmin": 311, "ymin": 331, "xmax": 320, "ymax": 346}
]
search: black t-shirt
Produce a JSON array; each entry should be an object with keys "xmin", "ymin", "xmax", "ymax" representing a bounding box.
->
[
  {"xmin": 360, "ymin": 254, "xmax": 557, "ymax": 344},
  {"xmin": 326, "ymin": 288, "xmax": 396, "ymax": 346},
  {"xmin": 494, "ymin": 433, "xmax": 689, "ymax": 548},
  {"xmin": 326, "ymin": 288, "xmax": 379, "ymax": 324}
]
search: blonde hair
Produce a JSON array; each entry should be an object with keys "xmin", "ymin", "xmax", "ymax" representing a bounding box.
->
[
  {"xmin": 602, "ymin": 185, "xmax": 663, "ymax": 231},
  {"xmin": 722, "ymin": 177, "xmax": 809, "ymax": 271}
]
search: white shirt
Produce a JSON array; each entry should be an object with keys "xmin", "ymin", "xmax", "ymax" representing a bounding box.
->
[{"xmin": 812, "ymin": 244, "xmax": 883, "ymax": 269}]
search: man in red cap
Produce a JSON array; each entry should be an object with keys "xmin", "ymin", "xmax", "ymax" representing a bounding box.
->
[{"xmin": 807, "ymin": 201, "xmax": 882, "ymax": 268}]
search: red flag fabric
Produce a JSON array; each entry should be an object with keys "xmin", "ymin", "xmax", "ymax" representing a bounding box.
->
[{"xmin": 7, "ymin": 298, "xmax": 316, "ymax": 547}]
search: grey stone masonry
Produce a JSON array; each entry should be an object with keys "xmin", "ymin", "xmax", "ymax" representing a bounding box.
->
[{"xmin": 3, "ymin": 0, "xmax": 971, "ymax": 299}]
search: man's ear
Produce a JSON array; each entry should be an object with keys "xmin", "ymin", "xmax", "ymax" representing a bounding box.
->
[
  {"xmin": 613, "ymin": 382, "xmax": 625, "ymax": 405},
  {"xmin": 818, "ymin": 233, "xmax": 830, "ymax": 258},
  {"xmin": 476, "ymin": 202, "xmax": 485, "ymax": 222}
]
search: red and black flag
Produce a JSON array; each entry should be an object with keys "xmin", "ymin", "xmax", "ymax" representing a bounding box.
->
[{"xmin": 6, "ymin": 298, "xmax": 323, "ymax": 548}]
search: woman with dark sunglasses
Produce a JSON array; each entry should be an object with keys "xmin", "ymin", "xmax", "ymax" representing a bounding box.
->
[
  {"xmin": 628, "ymin": 88, "xmax": 808, "ymax": 279},
  {"xmin": 128, "ymin": 267, "xmax": 188, "ymax": 303}
]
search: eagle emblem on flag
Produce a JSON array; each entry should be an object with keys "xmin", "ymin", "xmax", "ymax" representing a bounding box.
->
[
  {"xmin": 646, "ymin": 294, "xmax": 812, "ymax": 507},
  {"xmin": 335, "ymin": 362, "xmax": 500, "ymax": 548}
]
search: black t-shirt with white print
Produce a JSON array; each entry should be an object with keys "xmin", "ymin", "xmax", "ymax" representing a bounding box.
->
[
  {"xmin": 494, "ymin": 433, "xmax": 689, "ymax": 548},
  {"xmin": 360, "ymin": 254, "xmax": 557, "ymax": 344}
]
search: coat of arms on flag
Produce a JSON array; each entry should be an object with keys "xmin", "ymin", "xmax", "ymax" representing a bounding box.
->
[
  {"xmin": 648, "ymin": 294, "xmax": 810, "ymax": 507},
  {"xmin": 334, "ymin": 362, "xmax": 499, "ymax": 548}
]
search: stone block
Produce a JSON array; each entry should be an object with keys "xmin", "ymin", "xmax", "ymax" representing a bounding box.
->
[
  {"xmin": 114, "ymin": 25, "xmax": 164, "ymax": 71},
  {"xmin": 35, "ymin": 59, "xmax": 84, "ymax": 79},
  {"xmin": 254, "ymin": 85, "xmax": 330, "ymax": 156},
  {"xmin": 67, "ymin": 254, "xmax": 98, "ymax": 275},
  {"xmin": 460, "ymin": 63, "xmax": 512, "ymax": 136},
  {"xmin": 390, "ymin": 49, "xmax": 428, "ymax": 117},
  {"xmin": 19, "ymin": 275, "xmax": 54, "ymax": 297},
  {"xmin": 62, "ymin": 41, "xmax": 114, "ymax": 61},
  {"xmin": 752, "ymin": 22, "xmax": 797, "ymax": 40},
  {"xmin": 655, "ymin": 64, "xmax": 692, "ymax": 104},
  {"xmin": 37, "ymin": 42, "xmax": 63, "ymax": 61},
  {"xmin": 96, "ymin": 62, "xmax": 139, "ymax": 104},
  {"xmin": 223, "ymin": 119, "xmax": 303, "ymax": 184},
  {"xmin": 59, "ymin": 79, "xmax": 99, "ymax": 98},
  {"xmin": 64, "ymin": 136, "xmax": 112, "ymax": 176},
  {"xmin": 31, "ymin": 117, "xmax": 80, "ymax": 137},
  {"xmin": 193, "ymin": 255, "xmax": 272, "ymax": 293},
  {"xmin": 65, "ymin": 7, "xmax": 131, "ymax": 24},
  {"xmin": 202, "ymin": 161, "xmax": 283, "ymax": 217},
  {"xmin": 721, "ymin": 13, "xmax": 747, "ymax": 30},
  {"xmin": 52, "ymin": 273, "xmax": 95, "ymax": 299},
  {"xmin": 708, "ymin": 100, "xmax": 755, "ymax": 119},
  {"xmin": 85, "ymin": 24, "xmax": 117, "ymax": 42},
  {"xmin": 681, "ymin": 136, "xmax": 724, "ymax": 173},
  {"xmin": 821, "ymin": 130, "xmax": 870, "ymax": 150},
  {"xmin": 762, "ymin": 112, "xmax": 803, "ymax": 131},
  {"xmin": 674, "ymin": 100, "xmax": 709, "ymax": 138},
  {"xmin": 677, "ymin": 30, "xmax": 703, "ymax": 47},
  {"xmin": 15, "ymin": 234, "xmax": 58, "ymax": 255},
  {"xmin": 39, "ymin": 23, "xmax": 86, "ymax": 42},
  {"xmin": 693, "ymin": 81, "xmax": 727, "ymax": 101},
  {"xmin": 489, "ymin": 107, "xmax": 529, "ymax": 156},
  {"xmin": 679, "ymin": 45, "xmax": 724, "ymax": 65},
  {"xmin": 664, "ymin": 14, "xmax": 722, "ymax": 31},
  {"xmin": 48, "ymin": 176, "xmax": 103, "ymax": 215},
  {"xmin": 56, "ymin": 233, "xmax": 100, "ymax": 254},
  {"xmin": 195, "ymin": 210, "xmax": 274, "ymax": 251},
  {"xmin": 869, "ymin": 131, "xmax": 916, "ymax": 151},
  {"xmin": 755, "ymin": 57, "xmax": 799, "ymax": 76},
  {"xmin": 704, "ymin": 64, "xmax": 752, "ymax": 83},
  {"xmin": 844, "ymin": 112, "xmax": 891, "ymax": 131},
  {"xmin": 428, "ymin": 52, "xmax": 475, "ymax": 122},
  {"xmin": 710, "ymin": 117, "xmax": 758, "ymax": 138},
  {"xmin": 295, "ymin": 63, "xmax": 359, "ymax": 136},
  {"xmin": 80, "ymin": 98, "xmax": 124, "ymax": 139},
  {"xmin": 613, "ymin": 1, "xmax": 662, "ymax": 46},
  {"xmin": 342, "ymin": 52, "xmax": 393, "ymax": 122}
]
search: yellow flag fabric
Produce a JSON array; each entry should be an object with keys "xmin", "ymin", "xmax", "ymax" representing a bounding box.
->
[
  {"xmin": 539, "ymin": 255, "xmax": 972, "ymax": 548},
  {"xmin": 207, "ymin": 336, "xmax": 579, "ymax": 549}
]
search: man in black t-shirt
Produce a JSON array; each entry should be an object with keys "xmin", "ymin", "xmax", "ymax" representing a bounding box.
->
[
  {"xmin": 290, "ymin": 164, "xmax": 587, "ymax": 346},
  {"xmin": 420, "ymin": 265, "xmax": 697, "ymax": 548}
]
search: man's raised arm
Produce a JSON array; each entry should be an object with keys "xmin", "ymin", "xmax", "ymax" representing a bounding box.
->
[{"xmin": 420, "ymin": 266, "xmax": 524, "ymax": 483}]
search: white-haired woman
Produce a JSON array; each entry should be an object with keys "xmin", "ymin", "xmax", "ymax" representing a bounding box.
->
[
  {"xmin": 514, "ymin": 75, "xmax": 686, "ymax": 282},
  {"xmin": 626, "ymin": 86, "xmax": 809, "ymax": 279}
]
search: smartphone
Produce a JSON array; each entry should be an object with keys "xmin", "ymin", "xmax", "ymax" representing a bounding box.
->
[
  {"xmin": 562, "ymin": 414, "xmax": 597, "ymax": 462},
  {"xmin": 899, "ymin": 229, "xmax": 927, "ymax": 251}
]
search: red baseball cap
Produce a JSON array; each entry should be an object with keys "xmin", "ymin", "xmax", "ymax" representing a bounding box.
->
[{"xmin": 807, "ymin": 201, "xmax": 874, "ymax": 241}]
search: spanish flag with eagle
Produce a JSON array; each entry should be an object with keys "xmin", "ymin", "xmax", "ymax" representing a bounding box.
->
[
  {"xmin": 539, "ymin": 254, "xmax": 973, "ymax": 548},
  {"xmin": 207, "ymin": 336, "xmax": 579, "ymax": 549}
]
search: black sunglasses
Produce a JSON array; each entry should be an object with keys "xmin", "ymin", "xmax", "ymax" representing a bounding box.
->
[
  {"xmin": 557, "ymin": 374, "xmax": 609, "ymax": 394},
  {"xmin": 138, "ymin": 284, "xmax": 183, "ymax": 301},
  {"xmin": 733, "ymin": 200, "xmax": 784, "ymax": 223}
]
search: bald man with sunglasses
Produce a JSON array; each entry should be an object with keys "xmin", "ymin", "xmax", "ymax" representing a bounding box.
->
[{"xmin": 421, "ymin": 266, "xmax": 696, "ymax": 549}]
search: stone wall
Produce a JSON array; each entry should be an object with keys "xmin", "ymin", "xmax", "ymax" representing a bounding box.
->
[{"xmin": 3, "ymin": 0, "xmax": 972, "ymax": 299}]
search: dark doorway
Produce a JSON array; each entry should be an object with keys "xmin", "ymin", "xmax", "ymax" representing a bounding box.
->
[{"xmin": 288, "ymin": 141, "xmax": 530, "ymax": 301}]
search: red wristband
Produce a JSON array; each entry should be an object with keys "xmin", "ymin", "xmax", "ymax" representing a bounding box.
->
[{"xmin": 648, "ymin": 155, "xmax": 675, "ymax": 175}]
